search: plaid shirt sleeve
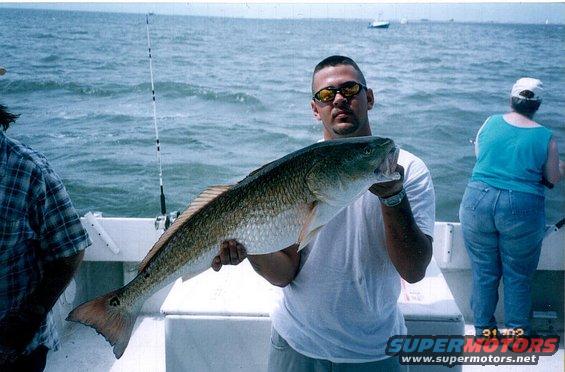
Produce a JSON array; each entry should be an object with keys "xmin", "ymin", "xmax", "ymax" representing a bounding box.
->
[{"xmin": 28, "ymin": 158, "xmax": 91, "ymax": 261}]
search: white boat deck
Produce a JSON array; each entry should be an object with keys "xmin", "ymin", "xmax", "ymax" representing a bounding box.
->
[{"xmin": 46, "ymin": 316, "xmax": 564, "ymax": 372}]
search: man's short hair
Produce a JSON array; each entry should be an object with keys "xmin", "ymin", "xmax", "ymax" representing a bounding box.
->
[
  {"xmin": 510, "ymin": 97, "xmax": 541, "ymax": 118},
  {"xmin": 312, "ymin": 55, "xmax": 367, "ymax": 94},
  {"xmin": 0, "ymin": 104, "xmax": 19, "ymax": 131}
]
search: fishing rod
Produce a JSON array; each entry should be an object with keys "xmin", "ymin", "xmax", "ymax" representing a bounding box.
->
[
  {"xmin": 545, "ymin": 217, "xmax": 565, "ymax": 238},
  {"xmin": 146, "ymin": 13, "xmax": 175, "ymax": 230}
]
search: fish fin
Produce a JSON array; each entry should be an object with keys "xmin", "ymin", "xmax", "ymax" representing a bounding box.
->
[
  {"xmin": 298, "ymin": 225, "xmax": 323, "ymax": 251},
  {"xmin": 297, "ymin": 202, "xmax": 331, "ymax": 251},
  {"xmin": 182, "ymin": 185, "xmax": 232, "ymax": 217},
  {"xmin": 138, "ymin": 185, "xmax": 231, "ymax": 273},
  {"xmin": 297, "ymin": 201, "xmax": 340, "ymax": 250},
  {"xmin": 297, "ymin": 202, "xmax": 317, "ymax": 244},
  {"xmin": 66, "ymin": 287, "xmax": 141, "ymax": 359}
]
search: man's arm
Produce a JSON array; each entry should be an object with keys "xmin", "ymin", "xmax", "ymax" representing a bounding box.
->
[
  {"xmin": 247, "ymin": 245, "xmax": 300, "ymax": 287},
  {"xmin": 380, "ymin": 198, "xmax": 433, "ymax": 283},
  {"xmin": 370, "ymin": 165, "xmax": 433, "ymax": 283},
  {"xmin": 0, "ymin": 250, "xmax": 84, "ymax": 354},
  {"xmin": 27, "ymin": 250, "xmax": 85, "ymax": 317},
  {"xmin": 212, "ymin": 240, "xmax": 300, "ymax": 287}
]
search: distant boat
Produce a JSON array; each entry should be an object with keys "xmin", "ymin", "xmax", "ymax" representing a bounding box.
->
[
  {"xmin": 400, "ymin": 18, "xmax": 408, "ymax": 25},
  {"xmin": 545, "ymin": 18, "xmax": 549, "ymax": 25},
  {"xmin": 368, "ymin": 20, "xmax": 390, "ymax": 29}
]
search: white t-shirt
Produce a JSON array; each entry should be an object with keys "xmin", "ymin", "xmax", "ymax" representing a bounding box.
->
[{"xmin": 270, "ymin": 149, "xmax": 435, "ymax": 363}]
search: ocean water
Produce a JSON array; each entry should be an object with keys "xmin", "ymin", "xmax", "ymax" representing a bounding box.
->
[{"xmin": 1, "ymin": 8, "xmax": 564, "ymax": 223}]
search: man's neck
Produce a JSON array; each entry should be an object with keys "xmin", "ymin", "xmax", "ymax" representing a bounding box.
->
[{"xmin": 324, "ymin": 126, "xmax": 372, "ymax": 140}]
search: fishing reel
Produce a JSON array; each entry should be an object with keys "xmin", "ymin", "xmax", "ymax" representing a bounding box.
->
[{"xmin": 155, "ymin": 211, "xmax": 180, "ymax": 231}]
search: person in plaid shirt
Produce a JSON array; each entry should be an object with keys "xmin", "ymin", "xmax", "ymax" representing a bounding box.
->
[{"xmin": 0, "ymin": 104, "xmax": 91, "ymax": 371}]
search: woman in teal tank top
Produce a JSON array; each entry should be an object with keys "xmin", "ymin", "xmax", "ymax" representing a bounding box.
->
[{"xmin": 459, "ymin": 78, "xmax": 562, "ymax": 337}]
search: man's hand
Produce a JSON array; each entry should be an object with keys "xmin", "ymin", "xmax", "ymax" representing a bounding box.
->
[
  {"xmin": 369, "ymin": 165, "xmax": 404, "ymax": 199},
  {"xmin": 0, "ymin": 304, "xmax": 45, "ymax": 357},
  {"xmin": 212, "ymin": 239, "xmax": 247, "ymax": 271},
  {"xmin": 211, "ymin": 240, "xmax": 300, "ymax": 287}
]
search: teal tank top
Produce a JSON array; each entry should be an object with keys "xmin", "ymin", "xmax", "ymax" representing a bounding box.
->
[{"xmin": 471, "ymin": 114, "xmax": 552, "ymax": 196}]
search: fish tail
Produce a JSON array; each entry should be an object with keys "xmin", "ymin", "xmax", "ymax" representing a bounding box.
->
[{"xmin": 66, "ymin": 287, "xmax": 141, "ymax": 359}]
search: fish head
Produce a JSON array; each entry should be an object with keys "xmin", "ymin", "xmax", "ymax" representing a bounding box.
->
[
  {"xmin": 331, "ymin": 135, "xmax": 399, "ymax": 183},
  {"xmin": 309, "ymin": 136, "xmax": 399, "ymax": 205}
]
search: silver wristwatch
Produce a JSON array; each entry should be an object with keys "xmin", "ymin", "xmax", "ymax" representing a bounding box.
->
[{"xmin": 379, "ymin": 188, "xmax": 406, "ymax": 207}]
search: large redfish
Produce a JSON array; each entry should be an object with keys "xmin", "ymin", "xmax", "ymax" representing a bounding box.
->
[{"xmin": 67, "ymin": 136, "xmax": 400, "ymax": 358}]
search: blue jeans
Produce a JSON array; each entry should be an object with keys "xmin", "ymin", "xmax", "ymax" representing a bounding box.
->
[{"xmin": 459, "ymin": 181, "xmax": 545, "ymax": 335}]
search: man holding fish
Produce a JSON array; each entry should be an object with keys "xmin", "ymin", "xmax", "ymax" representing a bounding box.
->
[
  {"xmin": 213, "ymin": 55, "xmax": 436, "ymax": 371},
  {"xmin": 67, "ymin": 56, "xmax": 435, "ymax": 368}
]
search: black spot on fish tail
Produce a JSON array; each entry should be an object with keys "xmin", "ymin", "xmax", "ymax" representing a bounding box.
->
[{"xmin": 109, "ymin": 297, "xmax": 120, "ymax": 307}]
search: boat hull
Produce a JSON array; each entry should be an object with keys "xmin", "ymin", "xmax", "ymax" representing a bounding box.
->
[{"xmin": 368, "ymin": 21, "xmax": 390, "ymax": 29}]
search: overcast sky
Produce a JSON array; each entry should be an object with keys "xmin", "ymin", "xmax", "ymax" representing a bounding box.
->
[{"xmin": 1, "ymin": 2, "xmax": 564, "ymax": 24}]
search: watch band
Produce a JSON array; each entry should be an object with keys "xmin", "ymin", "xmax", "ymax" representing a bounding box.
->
[{"xmin": 379, "ymin": 188, "xmax": 406, "ymax": 207}]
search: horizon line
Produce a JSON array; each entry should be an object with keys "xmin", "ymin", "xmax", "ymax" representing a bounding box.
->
[{"xmin": 1, "ymin": 5, "xmax": 564, "ymax": 25}]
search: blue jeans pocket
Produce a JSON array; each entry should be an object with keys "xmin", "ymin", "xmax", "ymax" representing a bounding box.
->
[
  {"xmin": 461, "ymin": 182, "xmax": 489, "ymax": 211},
  {"xmin": 270, "ymin": 328, "xmax": 290, "ymax": 351},
  {"xmin": 509, "ymin": 191, "xmax": 544, "ymax": 216}
]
